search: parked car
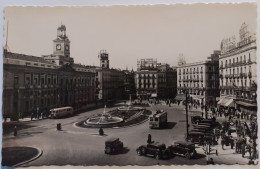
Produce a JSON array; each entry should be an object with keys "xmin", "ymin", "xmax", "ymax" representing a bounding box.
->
[
  {"xmin": 104, "ymin": 138, "xmax": 124, "ymax": 154},
  {"xmin": 136, "ymin": 142, "xmax": 170, "ymax": 159},
  {"xmin": 167, "ymin": 141, "xmax": 197, "ymax": 159},
  {"xmin": 187, "ymin": 131, "xmax": 215, "ymax": 145},
  {"xmin": 221, "ymin": 135, "xmax": 234, "ymax": 146},
  {"xmin": 191, "ymin": 116, "xmax": 204, "ymax": 124}
]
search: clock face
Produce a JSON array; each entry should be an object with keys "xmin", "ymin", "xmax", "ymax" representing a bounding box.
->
[
  {"xmin": 65, "ymin": 45, "xmax": 69, "ymax": 51},
  {"xmin": 56, "ymin": 44, "xmax": 61, "ymax": 50}
]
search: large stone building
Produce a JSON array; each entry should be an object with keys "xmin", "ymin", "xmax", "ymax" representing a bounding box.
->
[
  {"xmin": 93, "ymin": 50, "xmax": 125, "ymax": 103},
  {"xmin": 135, "ymin": 58, "xmax": 177, "ymax": 100},
  {"xmin": 3, "ymin": 25, "xmax": 96, "ymax": 118},
  {"xmin": 176, "ymin": 51, "xmax": 220, "ymax": 107},
  {"xmin": 218, "ymin": 22, "xmax": 257, "ymax": 115},
  {"xmin": 122, "ymin": 69, "xmax": 136, "ymax": 100}
]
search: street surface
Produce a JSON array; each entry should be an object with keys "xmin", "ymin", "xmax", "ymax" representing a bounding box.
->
[{"xmin": 2, "ymin": 102, "xmax": 252, "ymax": 166}]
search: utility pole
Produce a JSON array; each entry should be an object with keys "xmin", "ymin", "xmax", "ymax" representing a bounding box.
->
[{"xmin": 185, "ymin": 91, "xmax": 189, "ymax": 139}]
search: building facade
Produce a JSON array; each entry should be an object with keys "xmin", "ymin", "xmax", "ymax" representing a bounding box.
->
[
  {"xmin": 93, "ymin": 50, "xmax": 125, "ymax": 103},
  {"xmin": 3, "ymin": 25, "xmax": 96, "ymax": 118},
  {"xmin": 122, "ymin": 69, "xmax": 136, "ymax": 99},
  {"xmin": 177, "ymin": 51, "xmax": 220, "ymax": 107},
  {"xmin": 135, "ymin": 58, "xmax": 177, "ymax": 100},
  {"xmin": 218, "ymin": 22, "xmax": 257, "ymax": 115}
]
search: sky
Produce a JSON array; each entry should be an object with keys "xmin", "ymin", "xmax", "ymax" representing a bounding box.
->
[{"xmin": 4, "ymin": 3, "xmax": 257, "ymax": 70}]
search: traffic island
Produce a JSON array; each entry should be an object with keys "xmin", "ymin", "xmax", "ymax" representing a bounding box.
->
[
  {"xmin": 2, "ymin": 146, "xmax": 42, "ymax": 167},
  {"xmin": 76, "ymin": 109, "xmax": 152, "ymax": 128}
]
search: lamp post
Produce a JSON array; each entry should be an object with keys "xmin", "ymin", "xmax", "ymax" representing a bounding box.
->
[{"xmin": 184, "ymin": 88, "xmax": 189, "ymax": 140}]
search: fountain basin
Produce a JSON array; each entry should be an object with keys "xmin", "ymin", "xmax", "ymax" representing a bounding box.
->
[
  {"xmin": 86, "ymin": 116, "xmax": 123, "ymax": 125},
  {"xmin": 117, "ymin": 106, "xmax": 143, "ymax": 111}
]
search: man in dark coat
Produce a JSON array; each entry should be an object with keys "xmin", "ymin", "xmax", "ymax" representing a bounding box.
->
[{"xmin": 147, "ymin": 134, "xmax": 152, "ymax": 144}]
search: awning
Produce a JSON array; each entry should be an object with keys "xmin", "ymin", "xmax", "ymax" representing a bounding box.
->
[
  {"xmin": 217, "ymin": 98, "xmax": 225, "ymax": 105},
  {"xmin": 224, "ymin": 99, "xmax": 234, "ymax": 107},
  {"xmin": 236, "ymin": 101, "xmax": 257, "ymax": 107},
  {"xmin": 218, "ymin": 97, "xmax": 235, "ymax": 107},
  {"xmin": 175, "ymin": 94, "xmax": 186, "ymax": 101},
  {"xmin": 190, "ymin": 95, "xmax": 204, "ymax": 100}
]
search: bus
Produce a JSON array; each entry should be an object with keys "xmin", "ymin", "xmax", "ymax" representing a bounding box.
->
[
  {"xmin": 149, "ymin": 110, "xmax": 167, "ymax": 129},
  {"xmin": 50, "ymin": 107, "xmax": 73, "ymax": 119}
]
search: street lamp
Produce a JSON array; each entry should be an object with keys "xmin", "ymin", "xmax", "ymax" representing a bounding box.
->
[{"xmin": 183, "ymin": 88, "xmax": 189, "ymax": 140}]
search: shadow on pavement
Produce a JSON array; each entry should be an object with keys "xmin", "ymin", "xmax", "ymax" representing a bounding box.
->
[
  {"xmin": 152, "ymin": 122, "xmax": 177, "ymax": 130},
  {"xmin": 18, "ymin": 131, "xmax": 44, "ymax": 137},
  {"xmin": 108, "ymin": 147, "xmax": 130, "ymax": 155},
  {"xmin": 3, "ymin": 122, "xmax": 36, "ymax": 135},
  {"xmin": 2, "ymin": 147, "xmax": 39, "ymax": 167},
  {"xmin": 192, "ymin": 153, "xmax": 206, "ymax": 160}
]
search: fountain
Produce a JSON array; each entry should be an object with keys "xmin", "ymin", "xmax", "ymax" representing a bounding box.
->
[
  {"xmin": 86, "ymin": 105, "xmax": 123, "ymax": 125},
  {"xmin": 117, "ymin": 95, "xmax": 143, "ymax": 111}
]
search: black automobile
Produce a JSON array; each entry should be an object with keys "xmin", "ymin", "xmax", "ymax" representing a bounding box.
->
[
  {"xmin": 187, "ymin": 131, "xmax": 215, "ymax": 145},
  {"xmin": 104, "ymin": 138, "xmax": 124, "ymax": 154},
  {"xmin": 136, "ymin": 142, "xmax": 170, "ymax": 159},
  {"xmin": 221, "ymin": 135, "xmax": 234, "ymax": 146},
  {"xmin": 191, "ymin": 116, "xmax": 204, "ymax": 124},
  {"xmin": 167, "ymin": 141, "xmax": 197, "ymax": 159},
  {"xmin": 199, "ymin": 119, "xmax": 222, "ymax": 129}
]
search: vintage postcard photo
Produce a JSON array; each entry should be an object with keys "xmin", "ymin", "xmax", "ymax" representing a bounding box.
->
[{"xmin": 1, "ymin": 3, "xmax": 258, "ymax": 167}]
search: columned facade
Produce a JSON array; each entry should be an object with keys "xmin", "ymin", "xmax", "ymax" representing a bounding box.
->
[{"xmin": 219, "ymin": 22, "xmax": 257, "ymax": 115}]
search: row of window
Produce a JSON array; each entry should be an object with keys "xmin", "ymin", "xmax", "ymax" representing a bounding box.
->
[
  {"xmin": 220, "ymin": 65, "xmax": 252, "ymax": 75},
  {"xmin": 220, "ymin": 52, "xmax": 251, "ymax": 67},
  {"xmin": 220, "ymin": 79, "xmax": 254, "ymax": 87},
  {"xmin": 179, "ymin": 66, "xmax": 204, "ymax": 74}
]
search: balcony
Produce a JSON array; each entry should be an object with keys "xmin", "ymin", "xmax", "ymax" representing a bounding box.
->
[
  {"xmin": 234, "ymin": 74, "xmax": 240, "ymax": 78},
  {"xmin": 225, "ymin": 74, "xmax": 233, "ymax": 79},
  {"xmin": 248, "ymin": 72, "xmax": 252, "ymax": 78},
  {"xmin": 240, "ymin": 73, "xmax": 247, "ymax": 78}
]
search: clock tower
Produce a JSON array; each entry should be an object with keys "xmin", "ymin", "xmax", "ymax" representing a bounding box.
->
[{"xmin": 51, "ymin": 24, "xmax": 74, "ymax": 66}]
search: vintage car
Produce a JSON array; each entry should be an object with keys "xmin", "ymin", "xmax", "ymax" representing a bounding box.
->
[
  {"xmin": 191, "ymin": 116, "xmax": 204, "ymax": 124},
  {"xmin": 187, "ymin": 131, "xmax": 215, "ymax": 145},
  {"xmin": 136, "ymin": 142, "xmax": 170, "ymax": 159},
  {"xmin": 104, "ymin": 138, "xmax": 124, "ymax": 154},
  {"xmin": 167, "ymin": 141, "xmax": 197, "ymax": 159},
  {"xmin": 221, "ymin": 135, "xmax": 234, "ymax": 147},
  {"xmin": 199, "ymin": 120, "xmax": 222, "ymax": 129}
]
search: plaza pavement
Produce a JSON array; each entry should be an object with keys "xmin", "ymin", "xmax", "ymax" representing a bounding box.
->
[{"xmin": 2, "ymin": 101, "xmax": 258, "ymax": 166}]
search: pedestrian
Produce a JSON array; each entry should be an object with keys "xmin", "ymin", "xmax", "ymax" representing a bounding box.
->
[
  {"xmin": 99, "ymin": 127, "xmax": 104, "ymax": 136},
  {"xmin": 147, "ymin": 134, "xmax": 152, "ymax": 144},
  {"xmin": 14, "ymin": 125, "xmax": 17, "ymax": 136},
  {"xmin": 207, "ymin": 158, "xmax": 215, "ymax": 165},
  {"xmin": 242, "ymin": 142, "xmax": 245, "ymax": 158},
  {"xmin": 252, "ymin": 140, "xmax": 257, "ymax": 160},
  {"xmin": 231, "ymin": 139, "xmax": 234, "ymax": 149},
  {"xmin": 31, "ymin": 112, "xmax": 34, "ymax": 121}
]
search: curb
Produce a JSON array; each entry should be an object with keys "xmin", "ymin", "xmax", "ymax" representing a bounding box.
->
[
  {"xmin": 72, "ymin": 116, "xmax": 149, "ymax": 131},
  {"xmin": 12, "ymin": 147, "xmax": 43, "ymax": 167}
]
